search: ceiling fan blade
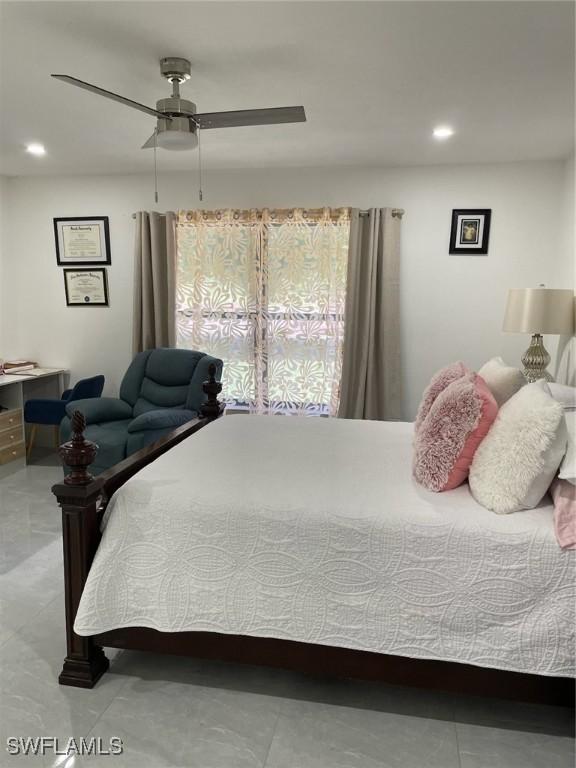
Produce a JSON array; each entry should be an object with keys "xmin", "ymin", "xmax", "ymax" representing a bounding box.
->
[
  {"xmin": 193, "ymin": 106, "xmax": 306, "ymax": 130},
  {"xmin": 141, "ymin": 133, "xmax": 157, "ymax": 149},
  {"xmin": 51, "ymin": 74, "xmax": 170, "ymax": 120}
]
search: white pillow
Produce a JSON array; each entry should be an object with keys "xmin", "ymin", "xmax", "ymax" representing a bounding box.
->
[
  {"xmin": 469, "ymin": 380, "xmax": 568, "ymax": 514},
  {"xmin": 478, "ymin": 356, "xmax": 525, "ymax": 408},
  {"xmin": 558, "ymin": 411, "xmax": 575, "ymax": 485},
  {"xmin": 549, "ymin": 383, "xmax": 576, "ymax": 411}
]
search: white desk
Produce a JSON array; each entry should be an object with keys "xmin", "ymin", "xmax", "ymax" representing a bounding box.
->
[
  {"xmin": 0, "ymin": 368, "xmax": 69, "ymax": 460},
  {"xmin": 0, "ymin": 368, "xmax": 68, "ymax": 393}
]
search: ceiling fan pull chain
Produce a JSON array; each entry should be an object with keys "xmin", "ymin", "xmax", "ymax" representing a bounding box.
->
[
  {"xmin": 197, "ymin": 122, "xmax": 203, "ymax": 202},
  {"xmin": 153, "ymin": 127, "xmax": 159, "ymax": 203}
]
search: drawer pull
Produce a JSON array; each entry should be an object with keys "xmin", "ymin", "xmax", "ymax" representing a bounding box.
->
[
  {"xmin": 0, "ymin": 410, "xmax": 24, "ymax": 436},
  {"xmin": 0, "ymin": 440, "xmax": 24, "ymax": 463}
]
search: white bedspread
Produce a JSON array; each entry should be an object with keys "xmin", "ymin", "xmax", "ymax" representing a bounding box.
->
[{"xmin": 75, "ymin": 415, "xmax": 575, "ymax": 677}]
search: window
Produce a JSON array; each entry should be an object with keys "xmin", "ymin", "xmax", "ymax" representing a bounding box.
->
[{"xmin": 176, "ymin": 208, "xmax": 350, "ymax": 415}]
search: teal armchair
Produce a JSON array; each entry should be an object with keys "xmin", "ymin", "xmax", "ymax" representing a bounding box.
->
[{"xmin": 60, "ymin": 348, "xmax": 223, "ymax": 475}]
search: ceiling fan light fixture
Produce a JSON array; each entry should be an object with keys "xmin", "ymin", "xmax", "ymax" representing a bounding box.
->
[
  {"xmin": 142, "ymin": 115, "xmax": 199, "ymax": 151},
  {"xmin": 155, "ymin": 129, "xmax": 198, "ymax": 151}
]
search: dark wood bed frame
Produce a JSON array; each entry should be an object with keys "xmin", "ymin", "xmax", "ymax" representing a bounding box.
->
[{"xmin": 51, "ymin": 367, "xmax": 575, "ymax": 706}]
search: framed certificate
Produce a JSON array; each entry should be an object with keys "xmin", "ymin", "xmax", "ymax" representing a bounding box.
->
[
  {"xmin": 64, "ymin": 268, "xmax": 109, "ymax": 306},
  {"xmin": 54, "ymin": 217, "xmax": 111, "ymax": 265}
]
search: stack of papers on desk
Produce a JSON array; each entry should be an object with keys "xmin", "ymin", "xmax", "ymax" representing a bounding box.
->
[
  {"xmin": 23, "ymin": 367, "xmax": 60, "ymax": 377},
  {"xmin": 4, "ymin": 360, "xmax": 37, "ymax": 373}
]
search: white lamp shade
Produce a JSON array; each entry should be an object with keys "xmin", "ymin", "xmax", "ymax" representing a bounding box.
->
[{"xmin": 503, "ymin": 288, "xmax": 575, "ymax": 335}]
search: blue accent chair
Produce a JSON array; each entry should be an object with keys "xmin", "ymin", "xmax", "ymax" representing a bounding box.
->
[
  {"xmin": 25, "ymin": 374, "xmax": 105, "ymax": 458},
  {"xmin": 60, "ymin": 348, "xmax": 223, "ymax": 475}
]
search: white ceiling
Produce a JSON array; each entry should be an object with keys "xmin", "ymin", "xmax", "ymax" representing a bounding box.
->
[{"xmin": 0, "ymin": 1, "xmax": 574, "ymax": 176}]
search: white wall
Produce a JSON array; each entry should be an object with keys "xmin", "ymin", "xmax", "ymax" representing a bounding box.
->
[
  {"xmin": 554, "ymin": 155, "xmax": 576, "ymax": 384},
  {"xmin": 0, "ymin": 175, "xmax": 9, "ymax": 355},
  {"xmin": 560, "ymin": 155, "xmax": 575, "ymax": 276},
  {"xmin": 1, "ymin": 159, "xmax": 572, "ymax": 418}
]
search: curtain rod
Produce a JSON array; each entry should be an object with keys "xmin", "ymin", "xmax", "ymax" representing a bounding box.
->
[
  {"xmin": 132, "ymin": 208, "xmax": 405, "ymax": 219},
  {"xmin": 362, "ymin": 208, "xmax": 405, "ymax": 219}
]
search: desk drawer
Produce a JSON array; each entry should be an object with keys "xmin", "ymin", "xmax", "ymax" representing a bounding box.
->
[
  {"xmin": 0, "ymin": 408, "xmax": 23, "ymax": 431},
  {"xmin": 0, "ymin": 425, "xmax": 23, "ymax": 449},
  {"xmin": 0, "ymin": 441, "xmax": 25, "ymax": 464}
]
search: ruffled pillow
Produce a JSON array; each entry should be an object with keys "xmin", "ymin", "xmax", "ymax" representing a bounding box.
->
[
  {"xmin": 413, "ymin": 373, "xmax": 498, "ymax": 492},
  {"xmin": 414, "ymin": 362, "xmax": 469, "ymax": 433}
]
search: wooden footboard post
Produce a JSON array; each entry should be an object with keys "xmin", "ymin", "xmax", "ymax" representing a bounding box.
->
[
  {"xmin": 52, "ymin": 411, "xmax": 109, "ymax": 688},
  {"xmin": 200, "ymin": 362, "xmax": 225, "ymax": 419}
]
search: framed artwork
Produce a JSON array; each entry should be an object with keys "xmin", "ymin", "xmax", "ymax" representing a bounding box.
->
[
  {"xmin": 449, "ymin": 209, "xmax": 491, "ymax": 254},
  {"xmin": 54, "ymin": 216, "xmax": 111, "ymax": 265},
  {"xmin": 63, "ymin": 268, "xmax": 109, "ymax": 306}
]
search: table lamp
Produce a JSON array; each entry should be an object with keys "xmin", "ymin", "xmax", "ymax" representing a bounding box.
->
[{"xmin": 503, "ymin": 287, "xmax": 575, "ymax": 382}]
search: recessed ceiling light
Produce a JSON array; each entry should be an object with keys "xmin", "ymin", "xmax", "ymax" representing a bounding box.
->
[
  {"xmin": 433, "ymin": 126, "xmax": 454, "ymax": 140},
  {"xmin": 25, "ymin": 142, "xmax": 46, "ymax": 156}
]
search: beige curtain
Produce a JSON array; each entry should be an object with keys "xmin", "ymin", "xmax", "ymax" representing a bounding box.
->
[
  {"xmin": 176, "ymin": 208, "xmax": 350, "ymax": 415},
  {"xmin": 132, "ymin": 211, "xmax": 177, "ymax": 354},
  {"xmin": 338, "ymin": 208, "xmax": 402, "ymax": 420}
]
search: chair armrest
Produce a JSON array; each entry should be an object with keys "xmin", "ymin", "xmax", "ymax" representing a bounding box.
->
[
  {"xmin": 24, "ymin": 398, "xmax": 68, "ymax": 424},
  {"xmin": 66, "ymin": 397, "xmax": 133, "ymax": 424},
  {"xmin": 127, "ymin": 409, "xmax": 197, "ymax": 433}
]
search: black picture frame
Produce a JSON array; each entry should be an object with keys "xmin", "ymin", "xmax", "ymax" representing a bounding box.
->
[
  {"xmin": 449, "ymin": 209, "xmax": 491, "ymax": 255},
  {"xmin": 63, "ymin": 268, "xmax": 109, "ymax": 307},
  {"xmin": 54, "ymin": 216, "xmax": 111, "ymax": 265}
]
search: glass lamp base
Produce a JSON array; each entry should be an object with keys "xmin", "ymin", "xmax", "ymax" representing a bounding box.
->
[{"xmin": 521, "ymin": 334, "xmax": 554, "ymax": 383}]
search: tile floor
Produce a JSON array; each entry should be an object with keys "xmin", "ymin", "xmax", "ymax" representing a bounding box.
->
[{"xmin": 0, "ymin": 453, "xmax": 574, "ymax": 768}]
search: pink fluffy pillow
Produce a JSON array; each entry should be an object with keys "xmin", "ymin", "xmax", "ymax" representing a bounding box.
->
[
  {"xmin": 413, "ymin": 373, "xmax": 498, "ymax": 492},
  {"xmin": 415, "ymin": 362, "xmax": 469, "ymax": 433},
  {"xmin": 550, "ymin": 479, "xmax": 576, "ymax": 550}
]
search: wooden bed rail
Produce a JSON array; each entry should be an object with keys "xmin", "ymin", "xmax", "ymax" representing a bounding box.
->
[{"xmin": 52, "ymin": 364, "xmax": 224, "ymax": 688}]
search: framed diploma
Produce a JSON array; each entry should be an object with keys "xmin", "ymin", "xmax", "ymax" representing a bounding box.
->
[
  {"xmin": 54, "ymin": 217, "xmax": 111, "ymax": 265},
  {"xmin": 63, "ymin": 268, "xmax": 109, "ymax": 306}
]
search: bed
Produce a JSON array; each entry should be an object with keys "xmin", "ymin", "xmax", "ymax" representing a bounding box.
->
[{"xmin": 52, "ymin": 394, "xmax": 575, "ymax": 704}]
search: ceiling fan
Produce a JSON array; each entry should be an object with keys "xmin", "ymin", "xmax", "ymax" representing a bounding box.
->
[{"xmin": 51, "ymin": 56, "xmax": 306, "ymax": 152}]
